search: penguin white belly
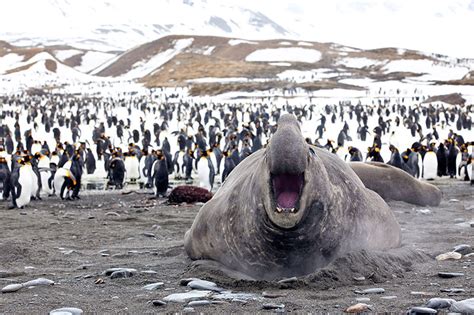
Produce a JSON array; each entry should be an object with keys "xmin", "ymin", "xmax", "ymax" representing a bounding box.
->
[
  {"xmin": 25, "ymin": 165, "xmax": 39, "ymax": 198},
  {"xmin": 125, "ymin": 157, "xmax": 140, "ymax": 181},
  {"xmin": 31, "ymin": 144, "xmax": 42, "ymax": 155},
  {"xmin": 381, "ymin": 147, "xmax": 391, "ymax": 164},
  {"xmin": 50, "ymin": 155, "xmax": 60, "ymax": 166},
  {"xmin": 40, "ymin": 171, "xmax": 53, "ymax": 196},
  {"xmin": 175, "ymin": 151, "xmax": 185, "ymax": 179},
  {"xmin": 197, "ymin": 159, "xmax": 211, "ymax": 191},
  {"xmin": 455, "ymin": 152, "xmax": 463, "ymax": 179},
  {"xmin": 138, "ymin": 158, "xmax": 147, "ymax": 184},
  {"xmin": 416, "ymin": 153, "xmax": 423, "ymax": 179},
  {"xmin": 17, "ymin": 167, "xmax": 33, "ymax": 207},
  {"xmin": 209, "ymin": 153, "xmax": 218, "ymax": 173},
  {"xmin": 422, "ymin": 152, "xmax": 438, "ymax": 180},
  {"xmin": 94, "ymin": 159, "xmax": 108, "ymax": 179},
  {"xmin": 54, "ymin": 168, "xmax": 69, "ymax": 198}
]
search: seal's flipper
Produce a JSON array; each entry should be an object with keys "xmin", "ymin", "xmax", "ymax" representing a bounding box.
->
[{"xmin": 349, "ymin": 162, "xmax": 442, "ymax": 207}]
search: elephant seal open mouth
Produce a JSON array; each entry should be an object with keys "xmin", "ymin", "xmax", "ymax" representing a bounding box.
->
[{"xmin": 184, "ymin": 114, "xmax": 402, "ymax": 280}]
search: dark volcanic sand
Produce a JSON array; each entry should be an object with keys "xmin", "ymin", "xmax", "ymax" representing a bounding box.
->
[{"xmin": 0, "ymin": 180, "xmax": 472, "ymax": 313}]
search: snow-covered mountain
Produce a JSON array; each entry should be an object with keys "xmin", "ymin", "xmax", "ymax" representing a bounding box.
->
[
  {"xmin": 1, "ymin": 0, "xmax": 474, "ymax": 57},
  {"xmin": 2, "ymin": 35, "xmax": 473, "ymax": 98}
]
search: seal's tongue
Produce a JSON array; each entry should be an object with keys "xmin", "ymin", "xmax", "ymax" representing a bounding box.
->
[{"xmin": 272, "ymin": 173, "xmax": 304, "ymax": 209}]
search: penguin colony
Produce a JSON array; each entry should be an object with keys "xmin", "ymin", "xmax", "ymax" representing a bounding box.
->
[{"xmin": 0, "ymin": 92, "xmax": 473, "ymax": 209}]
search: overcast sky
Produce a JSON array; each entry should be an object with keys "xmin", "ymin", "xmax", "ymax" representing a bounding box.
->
[{"xmin": 1, "ymin": 0, "xmax": 473, "ymax": 58}]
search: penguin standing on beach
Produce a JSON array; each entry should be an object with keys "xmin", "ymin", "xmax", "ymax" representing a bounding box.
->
[
  {"xmin": 152, "ymin": 150, "xmax": 169, "ymax": 197},
  {"xmin": 0, "ymin": 156, "xmax": 11, "ymax": 200},
  {"xmin": 10, "ymin": 157, "xmax": 34, "ymax": 208},
  {"xmin": 197, "ymin": 149, "xmax": 215, "ymax": 191}
]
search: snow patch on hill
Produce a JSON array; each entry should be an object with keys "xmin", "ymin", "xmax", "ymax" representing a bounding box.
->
[
  {"xmin": 123, "ymin": 38, "xmax": 194, "ymax": 79},
  {"xmin": 246, "ymin": 48, "xmax": 322, "ymax": 63}
]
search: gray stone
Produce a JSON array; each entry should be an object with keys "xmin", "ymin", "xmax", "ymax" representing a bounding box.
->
[
  {"xmin": 23, "ymin": 278, "xmax": 55, "ymax": 287},
  {"xmin": 110, "ymin": 270, "xmax": 134, "ymax": 279},
  {"xmin": 354, "ymin": 288, "xmax": 385, "ymax": 294},
  {"xmin": 440, "ymin": 288, "xmax": 465, "ymax": 293},
  {"xmin": 142, "ymin": 282, "xmax": 164, "ymax": 290},
  {"xmin": 180, "ymin": 278, "xmax": 199, "ymax": 286},
  {"xmin": 438, "ymin": 272, "xmax": 464, "ymax": 278},
  {"xmin": 425, "ymin": 298, "xmax": 456, "ymax": 309},
  {"xmin": 277, "ymin": 276, "xmax": 297, "ymax": 284},
  {"xmin": 262, "ymin": 291, "xmax": 287, "ymax": 298},
  {"xmin": 49, "ymin": 307, "xmax": 83, "ymax": 315},
  {"xmin": 453, "ymin": 244, "xmax": 472, "ymax": 255},
  {"xmin": 353, "ymin": 276, "xmax": 366, "ymax": 281},
  {"xmin": 355, "ymin": 298, "xmax": 371, "ymax": 302},
  {"xmin": 188, "ymin": 300, "xmax": 211, "ymax": 307},
  {"xmin": 163, "ymin": 290, "xmax": 212, "ymax": 303},
  {"xmin": 407, "ymin": 306, "xmax": 437, "ymax": 314},
  {"xmin": 187, "ymin": 280, "xmax": 223, "ymax": 292},
  {"xmin": 449, "ymin": 298, "xmax": 474, "ymax": 313},
  {"xmin": 143, "ymin": 232, "xmax": 155, "ymax": 238},
  {"xmin": 380, "ymin": 295, "xmax": 398, "ymax": 300},
  {"xmin": 183, "ymin": 307, "xmax": 195, "ymax": 313},
  {"xmin": 263, "ymin": 303, "xmax": 285, "ymax": 310},
  {"xmin": 1, "ymin": 283, "xmax": 23, "ymax": 293},
  {"xmin": 151, "ymin": 300, "xmax": 167, "ymax": 306},
  {"xmin": 104, "ymin": 267, "xmax": 136, "ymax": 276},
  {"xmin": 213, "ymin": 292, "xmax": 262, "ymax": 302}
]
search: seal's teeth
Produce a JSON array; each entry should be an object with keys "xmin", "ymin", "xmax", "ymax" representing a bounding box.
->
[
  {"xmin": 290, "ymin": 208, "xmax": 295, "ymax": 213},
  {"xmin": 276, "ymin": 207, "xmax": 282, "ymax": 213}
]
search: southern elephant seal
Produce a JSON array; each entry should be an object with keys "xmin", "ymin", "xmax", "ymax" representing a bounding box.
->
[
  {"xmin": 184, "ymin": 114, "xmax": 401, "ymax": 280},
  {"xmin": 349, "ymin": 162, "xmax": 442, "ymax": 207}
]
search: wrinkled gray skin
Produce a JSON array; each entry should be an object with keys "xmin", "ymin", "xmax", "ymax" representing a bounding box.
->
[
  {"xmin": 185, "ymin": 115, "xmax": 401, "ymax": 280},
  {"xmin": 349, "ymin": 162, "xmax": 442, "ymax": 207}
]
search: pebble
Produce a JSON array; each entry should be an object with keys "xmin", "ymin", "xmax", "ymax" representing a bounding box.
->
[
  {"xmin": 110, "ymin": 270, "xmax": 134, "ymax": 279},
  {"xmin": 425, "ymin": 298, "xmax": 456, "ymax": 309},
  {"xmin": 163, "ymin": 290, "xmax": 212, "ymax": 303},
  {"xmin": 438, "ymin": 272, "xmax": 464, "ymax": 278},
  {"xmin": 354, "ymin": 288, "xmax": 385, "ymax": 294},
  {"xmin": 183, "ymin": 307, "xmax": 195, "ymax": 313},
  {"xmin": 448, "ymin": 199, "xmax": 460, "ymax": 202},
  {"xmin": 180, "ymin": 278, "xmax": 199, "ymax": 286},
  {"xmin": 262, "ymin": 303, "xmax": 285, "ymax": 310},
  {"xmin": 262, "ymin": 291, "xmax": 287, "ymax": 298},
  {"xmin": 142, "ymin": 282, "xmax": 164, "ymax": 290},
  {"xmin": 407, "ymin": 306, "xmax": 437, "ymax": 314},
  {"xmin": 49, "ymin": 307, "xmax": 83, "ymax": 315},
  {"xmin": 1, "ymin": 283, "xmax": 23, "ymax": 293},
  {"xmin": 105, "ymin": 212, "xmax": 120, "ymax": 217},
  {"xmin": 23, "ymin": 278, "xmax": 55, "ymax": 287},
  {"xmin": 151, "ymin": 300, "xmax": 167, "ymax": 306},
  {"xmin": 353, "ymin": 276, "xmax": 365, "ymax": 281},
  {"xmin": 380, "ymin": 295, "xmax": 398, "ymax": 300},
  {"xmin": 453, "ymin": 244, "xmax": 472, "ymax": 255},
  {"xmin": 213, "ymin": 292, "xmax": 262, "ymax": 302},
  {"xmin": 449, "ymin": 298, "xmax": 474, "ymax": 313},
  {"xmin": 104, "ymin": 268, "xmax": 136, "ymax": 276},
  {"xmin": 436, "ymin": 252, "xmax": 462, "ymax": 261},
  {"xmin": 188, "ymin": 300, "xmax": 211, "ymax": 307},
  {"xmin": 141, "ymin": 270, "xmax": 158, "ymax": 274},
  {"xmin": 143, "ymin": 232, "xmax": 155, "ymax": 238},
  {"xmin": 355, "ymin": 298, "xmax": 371, "ymax": 302},
  {"xmin": 440, "ymin": 288, "xmax": 465, "ymax": 293},
  {"xmin": 345, "ymin": 303, "xmax": 371, "ymax": 313},
  {"xmin": 187, "ymin": 280, "xmax": 223, "ymax": 292},
  {"xmin": 277, "ymin": 276, "xmax": 297, "ymax": 284}
]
